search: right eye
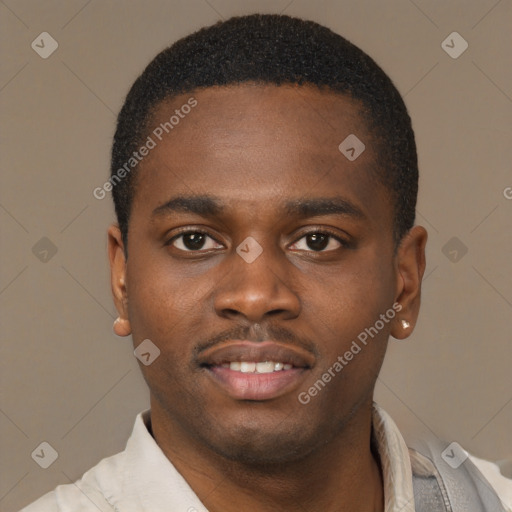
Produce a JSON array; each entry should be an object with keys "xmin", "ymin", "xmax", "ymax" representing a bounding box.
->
[{"xmin": 166, "ymin": 230, "xmax": 224, "ymax": 252}]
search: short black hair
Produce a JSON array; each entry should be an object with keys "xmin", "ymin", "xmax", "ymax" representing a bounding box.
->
[{"xmin": 111, "ymin": 13, "xmax": 417, "ymax": 249}]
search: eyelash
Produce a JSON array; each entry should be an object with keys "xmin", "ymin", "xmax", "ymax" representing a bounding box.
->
[{"xmin": 165, "ymin": 227, "xmax": 350, "ymax": 253}]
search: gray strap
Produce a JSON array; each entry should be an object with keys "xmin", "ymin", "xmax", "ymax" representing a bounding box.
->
[{"xmin": 409, "ymin": 442, "xmax": 508, "ymax": 512}]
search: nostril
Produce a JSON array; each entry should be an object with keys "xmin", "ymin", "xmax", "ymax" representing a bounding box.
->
[
  {"xmin": 268, "ymin": 309, "xmax": 287, "ymax": 316},
  {"xmin": 222, "ymin": 308, "xmax": 242, "ymax": 317}
]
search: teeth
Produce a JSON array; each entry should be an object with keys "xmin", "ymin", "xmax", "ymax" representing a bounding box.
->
[
  {"xmin": 256, "ymin": 362, "xmax": 275, "ymax": 373},
  {"xmin": 228, "ymin": 361, "xmax": 293, "ymax": 373},
  {"xmin": 240, "ymin": 362, "xmax": 256, "ymax": 373}
]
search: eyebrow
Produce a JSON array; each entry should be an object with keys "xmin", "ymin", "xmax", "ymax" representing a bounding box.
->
[
  {"xmin": 285, "ymin": 197, "xmax": 365, "ymax": 219},
  {"xmin": 151, "ymin": 195, "xmax": 365, "ymax": 220}
]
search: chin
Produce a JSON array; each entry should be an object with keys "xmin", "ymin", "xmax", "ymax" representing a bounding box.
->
[{"xmin": 203, "ymin": 420, "xmax": 326, "ymax": 466}]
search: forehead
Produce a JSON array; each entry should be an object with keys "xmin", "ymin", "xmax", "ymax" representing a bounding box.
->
[
  {"xmin": 148, "ymin": 83, "xmax": 370, "ymax": 161},
  {"xmin": 132, "ymin": 84, "xmax": 391, "ymax": 227}
]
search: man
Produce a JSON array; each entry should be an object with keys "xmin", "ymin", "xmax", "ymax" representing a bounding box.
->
[{"xmin": 23, "ymin": 13, "xmax": 510, "ymax": 512}]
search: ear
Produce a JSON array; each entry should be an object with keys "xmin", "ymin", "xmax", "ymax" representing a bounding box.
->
[
  {"xmin": 391, "ymin": 225, "xmax": 427, "ymax": 340},
  {"xmin": 108, "ymin": 224, "xmax": 131, "ymax": 337}
]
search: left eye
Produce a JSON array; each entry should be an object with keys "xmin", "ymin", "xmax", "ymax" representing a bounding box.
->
[
  {"xmin": 169, "ymin": 231, "xmax": 222, "ymax": 251},
  {"xmin": 290, "ymin": 232, "xmax": 343, "ymax": 252}
]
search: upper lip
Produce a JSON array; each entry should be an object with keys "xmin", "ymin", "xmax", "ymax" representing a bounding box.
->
[{"xmin": 197, "ymin": 341, "xmax": 316, "ymax": 369}]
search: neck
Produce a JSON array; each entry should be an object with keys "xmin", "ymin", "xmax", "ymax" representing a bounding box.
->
[{"xmin": 150, "ymin": 400, "xmax": 384, "ymax": 512}]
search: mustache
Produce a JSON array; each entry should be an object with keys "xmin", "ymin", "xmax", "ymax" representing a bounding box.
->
[{"xmin": 193, "ymin": 323, "xmax": 318, "ymax": 359}]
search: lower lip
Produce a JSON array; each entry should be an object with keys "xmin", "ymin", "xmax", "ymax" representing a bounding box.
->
[{"xmin": 208, "ymin": 366, "xmax": 306, "ymax": 400}]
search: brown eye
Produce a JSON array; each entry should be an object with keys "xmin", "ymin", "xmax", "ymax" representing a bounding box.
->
[
  {"xmin": 304, "ymin": 233, "xmax": 330, "ymax": 251},
  {"xmin": 290, "ymin": 231, "xmax": 345, "ymax": 252},
  {"xmin": 168, "ymin": 231, "xmax": 223, "ymax": 252}
]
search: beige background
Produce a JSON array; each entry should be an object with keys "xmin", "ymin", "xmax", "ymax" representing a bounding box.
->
[{"xmin": 1, "ymin": 0, "xmax": 511, "ymax": 510}]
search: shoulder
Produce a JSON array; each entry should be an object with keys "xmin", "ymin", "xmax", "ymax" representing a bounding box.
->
[
  {"xmin": 19, "ymin": 412, "xmax": 154, "ymax": 511},
  {"xmin": 19, "ymin": 409, "xmax": 206, "ymax": 512},
  {"xmin": 19, "ymin": 429, "xmax": 134, "ymax": 512},
  {"xmin": 19, "ymin": 482, "xmax": 115, "ymax": 512},
  {"xmin": 408, "ymin": 437, "xmax": 512, "ymax": 512},
  {"xmin": 19, "ymin": 450, "xmax": 125, "ymax": 512}
]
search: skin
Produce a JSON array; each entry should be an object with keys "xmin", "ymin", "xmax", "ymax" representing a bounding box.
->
[{"xmin": 108, "ymin": 84, "xmax": 427, "ymax": 512}]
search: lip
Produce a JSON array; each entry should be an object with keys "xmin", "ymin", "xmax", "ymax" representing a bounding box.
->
[
  {"xmin": 198, "ymin": 340, "xmax": 315, "ymax": 368},
  {"xmin": 198, "ymin": 340, "xmax": 315, "ymax": 401}
]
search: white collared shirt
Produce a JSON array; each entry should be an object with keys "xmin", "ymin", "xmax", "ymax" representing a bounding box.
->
[{"xmin": 21, "ymin": 404, "xmax": 511, "ymax": 511}]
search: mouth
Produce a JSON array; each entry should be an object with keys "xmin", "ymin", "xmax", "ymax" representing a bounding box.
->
[
  {"xmin": 198, "ymin": 341, "xmax": 315, "ymax": 401},
  {"xmin": 221, "ymin": 361, "xmax": 294, "ymax": 373}
]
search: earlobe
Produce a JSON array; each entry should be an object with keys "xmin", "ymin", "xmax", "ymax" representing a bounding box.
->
[
  {"xmin": 113, "ymin": 316, "xmax": 132, "ymax": 337},
  {"xmin": 390, "ymin": 225, "xmax": 427, "ymax": 340},
  {"xmin": 401, "ymin": 319, "xmax": 411, "ymax": 330},
  {"xmin": 391, "ymin": 317, "xmax": 413, "ymax": 341},
  {"xmin": 107, "ymin": 224, "xmax": 131, "ymax": 337}
]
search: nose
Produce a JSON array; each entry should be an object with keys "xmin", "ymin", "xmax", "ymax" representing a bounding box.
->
[{"xmin": 213, "ymin": 239, "xmax": 301, "ymax": 324}]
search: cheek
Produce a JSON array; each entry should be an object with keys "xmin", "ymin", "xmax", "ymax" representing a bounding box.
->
[
  {"xmin": 299, "ymin": 258, "xmax": 396, "ymax": 394},
  {"xmin": 125, "ymin": 256, "xmax": 199, "ymax": 347},
  {"xmin": 306, "ymin": 256, "xmax": 395, "ymax": 330},
  {"xmin": 298, "ymin": 268, "xmax": 393, "ymax": 406}
]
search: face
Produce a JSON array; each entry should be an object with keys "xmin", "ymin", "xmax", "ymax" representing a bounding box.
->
[{"xmin": 109, "ymin": 84, "xmax": 426, "ymax": 464}]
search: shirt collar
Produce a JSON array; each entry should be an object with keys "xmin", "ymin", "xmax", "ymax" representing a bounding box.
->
[
  {"xmin": 372, "ymin": 402, "xmax": 416, "ymax": 512},
  {"xmin": 109, "ymin": 405, "xmax": 415, "ymax": 511},
  {"xmin": 98, "ymin": 409, "xmax": 209, "ymax": 511}
]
